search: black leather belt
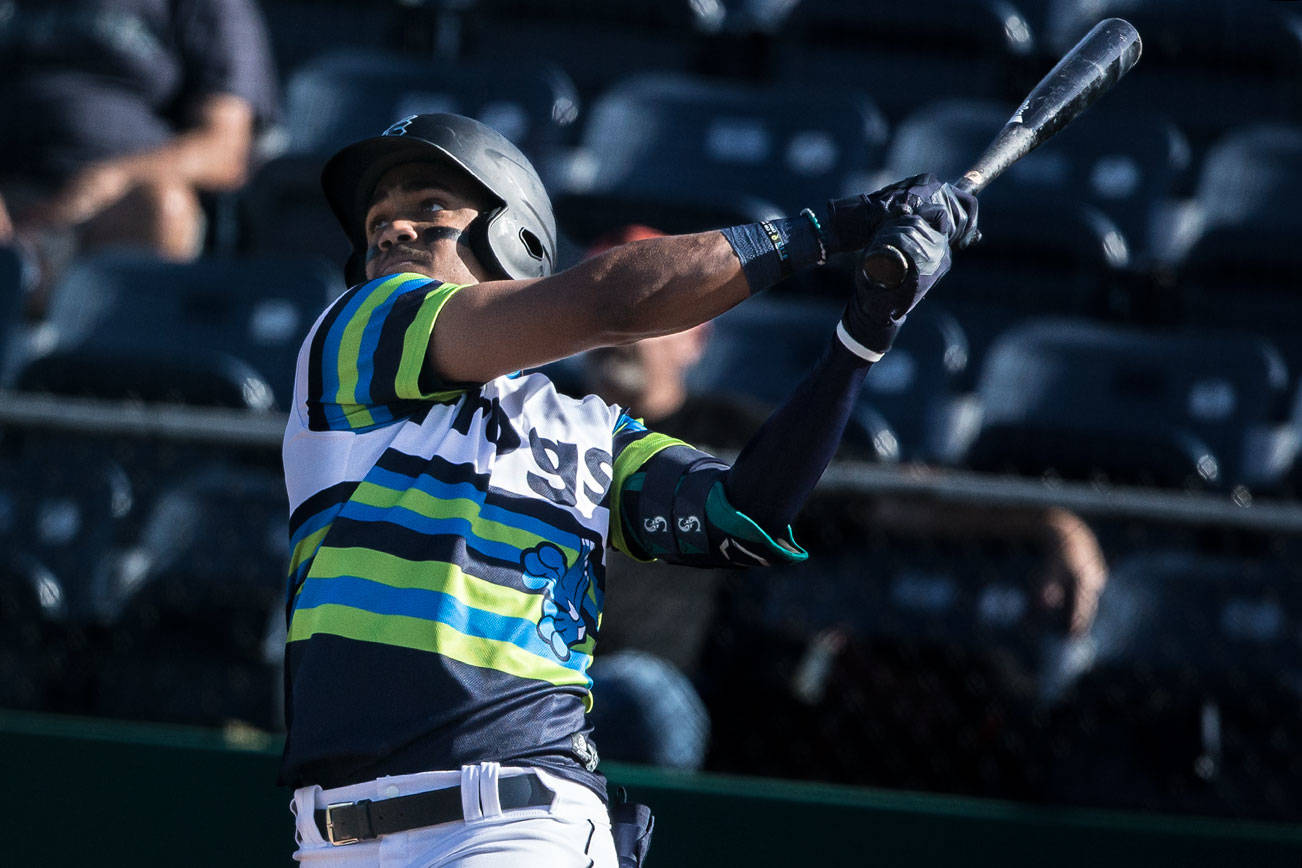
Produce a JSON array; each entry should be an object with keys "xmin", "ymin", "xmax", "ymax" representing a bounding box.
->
[{"xmin": 314, "ymin": 772, "xmax": 553, "ymax": 845}]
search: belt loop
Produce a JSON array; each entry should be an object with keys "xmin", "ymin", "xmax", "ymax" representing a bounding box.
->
[
  {"xmin": 478, "ymin": 761, "xmax": 503, "ymax": 818},
  {"xmin": 460, "ymin": 764, "xmax": 483, "ymax": 823}
]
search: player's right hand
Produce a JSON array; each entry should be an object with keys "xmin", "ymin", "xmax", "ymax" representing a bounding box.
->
[{"xmin": 824, "ymin": 173, "xmax": 967, "ymax": 254}]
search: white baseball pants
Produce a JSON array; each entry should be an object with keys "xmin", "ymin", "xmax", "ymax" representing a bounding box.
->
[{"xmin": 290, "ymin": 762, "xmax": 618, "ymax": 867}]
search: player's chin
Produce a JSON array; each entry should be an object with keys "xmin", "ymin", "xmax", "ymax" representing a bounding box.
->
[{"xmin": 370, "ymin": 253, "xmax": 433, "ymax": 279}]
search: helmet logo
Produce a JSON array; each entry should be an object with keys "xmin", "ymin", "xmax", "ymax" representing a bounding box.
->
[{"xmin": 383, "ymin": 116, "xmax": 418, "ymax": 136}]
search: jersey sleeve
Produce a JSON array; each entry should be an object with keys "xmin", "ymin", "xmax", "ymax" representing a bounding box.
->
[
  {"xmin": 607, "ymin": 413, "xmax": 807, "ymax": 568},
  {"xmin": 303, "ymin": 274, "xmax": 469, "ymax": 432}
]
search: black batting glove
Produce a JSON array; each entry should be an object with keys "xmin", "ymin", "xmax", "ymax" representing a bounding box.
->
[
  {"xmin": 821, "ymin": 173, "xmax": 939, "ymax": 253},
  {"xmin": 825, "ymin": 173, "xmax": 982, "ymax": 254},
  {"xmin": 837, "ymin": 211, "xmax": 958, "ymax": 359}
]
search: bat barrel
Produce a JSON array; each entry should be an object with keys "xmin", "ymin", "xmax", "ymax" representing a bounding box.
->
[{"xmin": 1015, "ymin": 18, "xmax": 1142, "ymax": 145}]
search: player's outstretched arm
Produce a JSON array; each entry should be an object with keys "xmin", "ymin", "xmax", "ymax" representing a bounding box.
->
[
  {"xmin": 615, "ymin": 188, "xmax": 978, "ymax": 566},
  {"xmin": 430, "ymin": 230, "xmax": 751, "ymax": 384},
  {"xmin": 428, "ymin": 174, "xmax": 975, "ymax": 386}
]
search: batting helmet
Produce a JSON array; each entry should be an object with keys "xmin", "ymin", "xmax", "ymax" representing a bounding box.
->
[{"xmin": 321, "ymin": 113, "xmax": 557, "ymax": 284}]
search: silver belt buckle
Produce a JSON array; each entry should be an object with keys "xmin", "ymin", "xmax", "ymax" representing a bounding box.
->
[{"xmin": 325, "ymin": 802, "xmax": 361, "ymax": 846}]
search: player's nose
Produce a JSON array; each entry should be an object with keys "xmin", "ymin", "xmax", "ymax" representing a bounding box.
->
[{"xmin": 376, "ymin": 219, "xmax": 419, "ymax": 249}]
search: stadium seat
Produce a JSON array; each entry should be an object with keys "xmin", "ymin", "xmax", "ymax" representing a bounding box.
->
[
  {"xmin": 962, "ymin": 318, "xmax": 1295, "ymax": 492},
  {"xmin": 1155, "ymin": 124, "xmax": 1302, "ymax": 387},
  {"xmin": 763, "ymin": 0, "xmax": 1036, "ymax": 124},
  {"xmin": 880, "ymin": 99, "xmax": 1192, "ymax": 265},
  {"xmin": 0, "ymin": 245, "xmax": 26, "ymax": 385},
  {"xmin": 923, "ymin": 196, "xmax": 1133, "ymax": 379},
  {"xmin": 0, "ymin": 554, "xmax": 67, "ymax": 712},
  {"xmin": 555, "ymin": 72, "xmax": 888, "ymax": 236},
  {"xmin": 13, "ymin": 253, "xmax": 339, "ymax": 411},
  {"xmin": 460, "ymin": 0, "xmax": 728, "ymax": 103},
  {"xmin": 281, "ymin": 48, "xmax": 580, "ymax": 158},
  {"xmin": 1045, "ymin": 549, "xmax": 1302, "ymax": 821},
  {"xmin": 0, "ymin": 444, "xmax": 137, "ymax": 626},
  {"xmin": 1041, "ymin": 0, "xmax": 1302, "ymax": 155},
  {"xmin": 92, "ymin": 466, "xmax": 289, "ymax": 730},
  {"xmin": 688, "ymin": 296, "xmax": 974, "ymax": 463}
]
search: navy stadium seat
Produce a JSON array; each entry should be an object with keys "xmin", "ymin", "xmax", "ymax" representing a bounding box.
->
[
  {"xmin": 1045, "ymin": 549, "xmax": 1302, "ymax": 821},
  {"xmin": 0, "ymin": 554, "xmax": 66, "ymax": 712},
  {"xmin": 556, "ymin": 72, "xmax": 888, "ymax": 236},
  {"xmin": 925, "ymin": 195, "xmax": 1132, "ymax": 378},
  {"xmin": 13, "ymin": 253, "xmax": 339, "ymax": 411},
  {"xmin": 0, "ymin": 245, "xmax": 27, "ymax": 386},
  {"xmin": 460, "ymin": 0, "xmax": 728, "ymax": 103},
  {"xmin": 1042, "ymin": 0, "xmax": 1302, "ymax": 155},
  {"xmin": 0, "ymin": 445, "xmax": 136, "ymax": 626},
  {"xmin": 688, "ymin": 296, "xmax": 973, "ymax": 464},
  {"xmin": 1157, "ymin": 124, "xmax": 1302, "ymax": 385},
  {"xmin": 93, "ymin": 466, "xmax": 289, "ymax": 729},
  {"xmin": 282, "ymin": 48, "xmax": 580, "ymax": 158},
  {"xmin": 763, "ymin": 0, "xmax": 1036, "ymax": 124},
  {"xmin": 962, "ymin": 318, "xmax": 1294, "ymax": 492},
  {"xmin": 880, "ymin": 99, "xmax": 1191, "ymax": 264}
]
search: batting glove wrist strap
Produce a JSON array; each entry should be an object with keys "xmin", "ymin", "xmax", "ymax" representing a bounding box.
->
[{"xmin": 721, "ymin": 212, "xmax": 829, "ymax": 294}]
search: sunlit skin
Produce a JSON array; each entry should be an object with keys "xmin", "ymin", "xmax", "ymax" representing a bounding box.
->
[{"xmin": 363, "ymin": 162, "xmax": 493, "ymax": 284}]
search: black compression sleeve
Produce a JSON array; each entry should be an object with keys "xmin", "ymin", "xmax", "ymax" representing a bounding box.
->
[{"xmin": 722, "ymin": 337, "xmax": 873, "ymax": 534}]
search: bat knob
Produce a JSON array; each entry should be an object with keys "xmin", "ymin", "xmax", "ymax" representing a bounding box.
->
[{"xmin": 860, "ymin": 244, "xmax": 910, "ymax": 288}]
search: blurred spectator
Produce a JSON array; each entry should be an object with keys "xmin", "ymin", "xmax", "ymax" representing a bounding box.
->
[
  {"xmin": 587, "ymin": 649, "xmax": 711, "ymax": 770},
  {"xmin": 0, "ymin": 0, "xmax": 279, "ymax": 313}
]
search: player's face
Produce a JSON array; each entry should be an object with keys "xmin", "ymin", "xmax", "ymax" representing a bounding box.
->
[{"xmin": 363, "ymin": 163, "xmax": 492, "ymax": 283}]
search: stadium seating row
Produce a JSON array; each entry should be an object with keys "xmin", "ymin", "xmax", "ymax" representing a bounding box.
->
[
  {"xmin": 282, "ymin": 0, "xmax": 1301, "ymax": 140},
  {"xmin": 7, "ymin": 249, "xmax": 1300, "ymax": 497}
]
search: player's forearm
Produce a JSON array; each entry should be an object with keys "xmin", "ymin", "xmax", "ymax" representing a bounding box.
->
[
  {"xmin": 431, "ymin": 231, "xmax": 751, "ymax": 383},
  {"xmin": 722, "ymin": 337, "xmax": 873, "ymax": 535}
]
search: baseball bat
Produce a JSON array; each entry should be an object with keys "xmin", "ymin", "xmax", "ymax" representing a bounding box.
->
[{"xmin": 860, "ymin": 17, "xmax": 1143, "ymax": 287}]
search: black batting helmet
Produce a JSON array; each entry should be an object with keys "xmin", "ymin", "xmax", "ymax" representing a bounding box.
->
[{"xmin": 321, "ymin": 113, "xmax": 557, "ymax": 284}]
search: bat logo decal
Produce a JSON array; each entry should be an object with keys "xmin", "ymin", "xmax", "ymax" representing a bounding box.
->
[{"xmin": 643, "ymin": 516, "xmax": 668, "ymax": 533}]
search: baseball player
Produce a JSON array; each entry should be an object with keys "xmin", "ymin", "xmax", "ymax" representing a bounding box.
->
[{"xmin": 280, "ymin": 112, "xmax": 976, "ymax": 866}]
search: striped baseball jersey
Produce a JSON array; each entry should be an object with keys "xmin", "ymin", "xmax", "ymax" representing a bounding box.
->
[{"xmin": 278, "ymin": 272, "xmax": 687, "ymax": 796}]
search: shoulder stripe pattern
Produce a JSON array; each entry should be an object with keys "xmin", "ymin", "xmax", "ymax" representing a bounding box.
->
[{"xmin": 306, "ymin": 274, "xmax": 466, "ymax": 432}]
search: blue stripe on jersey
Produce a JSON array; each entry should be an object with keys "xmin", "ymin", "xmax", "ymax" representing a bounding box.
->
[
  {"xmin": 292, "ymin": 575, "xmax": 589, "ymax": 672},
  {"xmin": 365, "ymin": 465, "xmax": 584, "ymax": 553},
  {"xmin": 337, "ymin": 501, "xmax": 545, "ymax": 566},
  {"xmin": 356, "ymin": 275, "xmax": 430, "ymax": 406}
]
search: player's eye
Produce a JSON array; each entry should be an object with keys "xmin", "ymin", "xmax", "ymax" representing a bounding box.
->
[{"xmin": 420, "ymin": 199, "xmax": 446, "ymax": 214}]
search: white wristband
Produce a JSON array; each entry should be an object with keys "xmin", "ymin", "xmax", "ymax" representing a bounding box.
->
[{"xmin": 836, "ymin": 321, "xmax": 885, "ymax": 362}]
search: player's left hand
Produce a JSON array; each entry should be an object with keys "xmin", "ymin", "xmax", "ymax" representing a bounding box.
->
[{"xmin": 838, "ymin": 207, "xmax": 964, "ymax": 357}]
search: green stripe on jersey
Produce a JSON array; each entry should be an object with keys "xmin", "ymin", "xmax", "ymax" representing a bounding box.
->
[
  {"xmin": 287, "ymin": 603, "xmax": 591, "ymax": 696},
  {"xmin": 396, "ymin": 282, "xmax": 464, "ymax": 400},
  {"xmin": 289, "ymin": 524, "xmax": 333, "ymax": 585},
  {"xmin": 307, "ymin": 546, "xmax": 538, "ymax": 619},
  {"xmin": 350, "ymin": 481, "xmax": 580, "ymax": 562}
]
